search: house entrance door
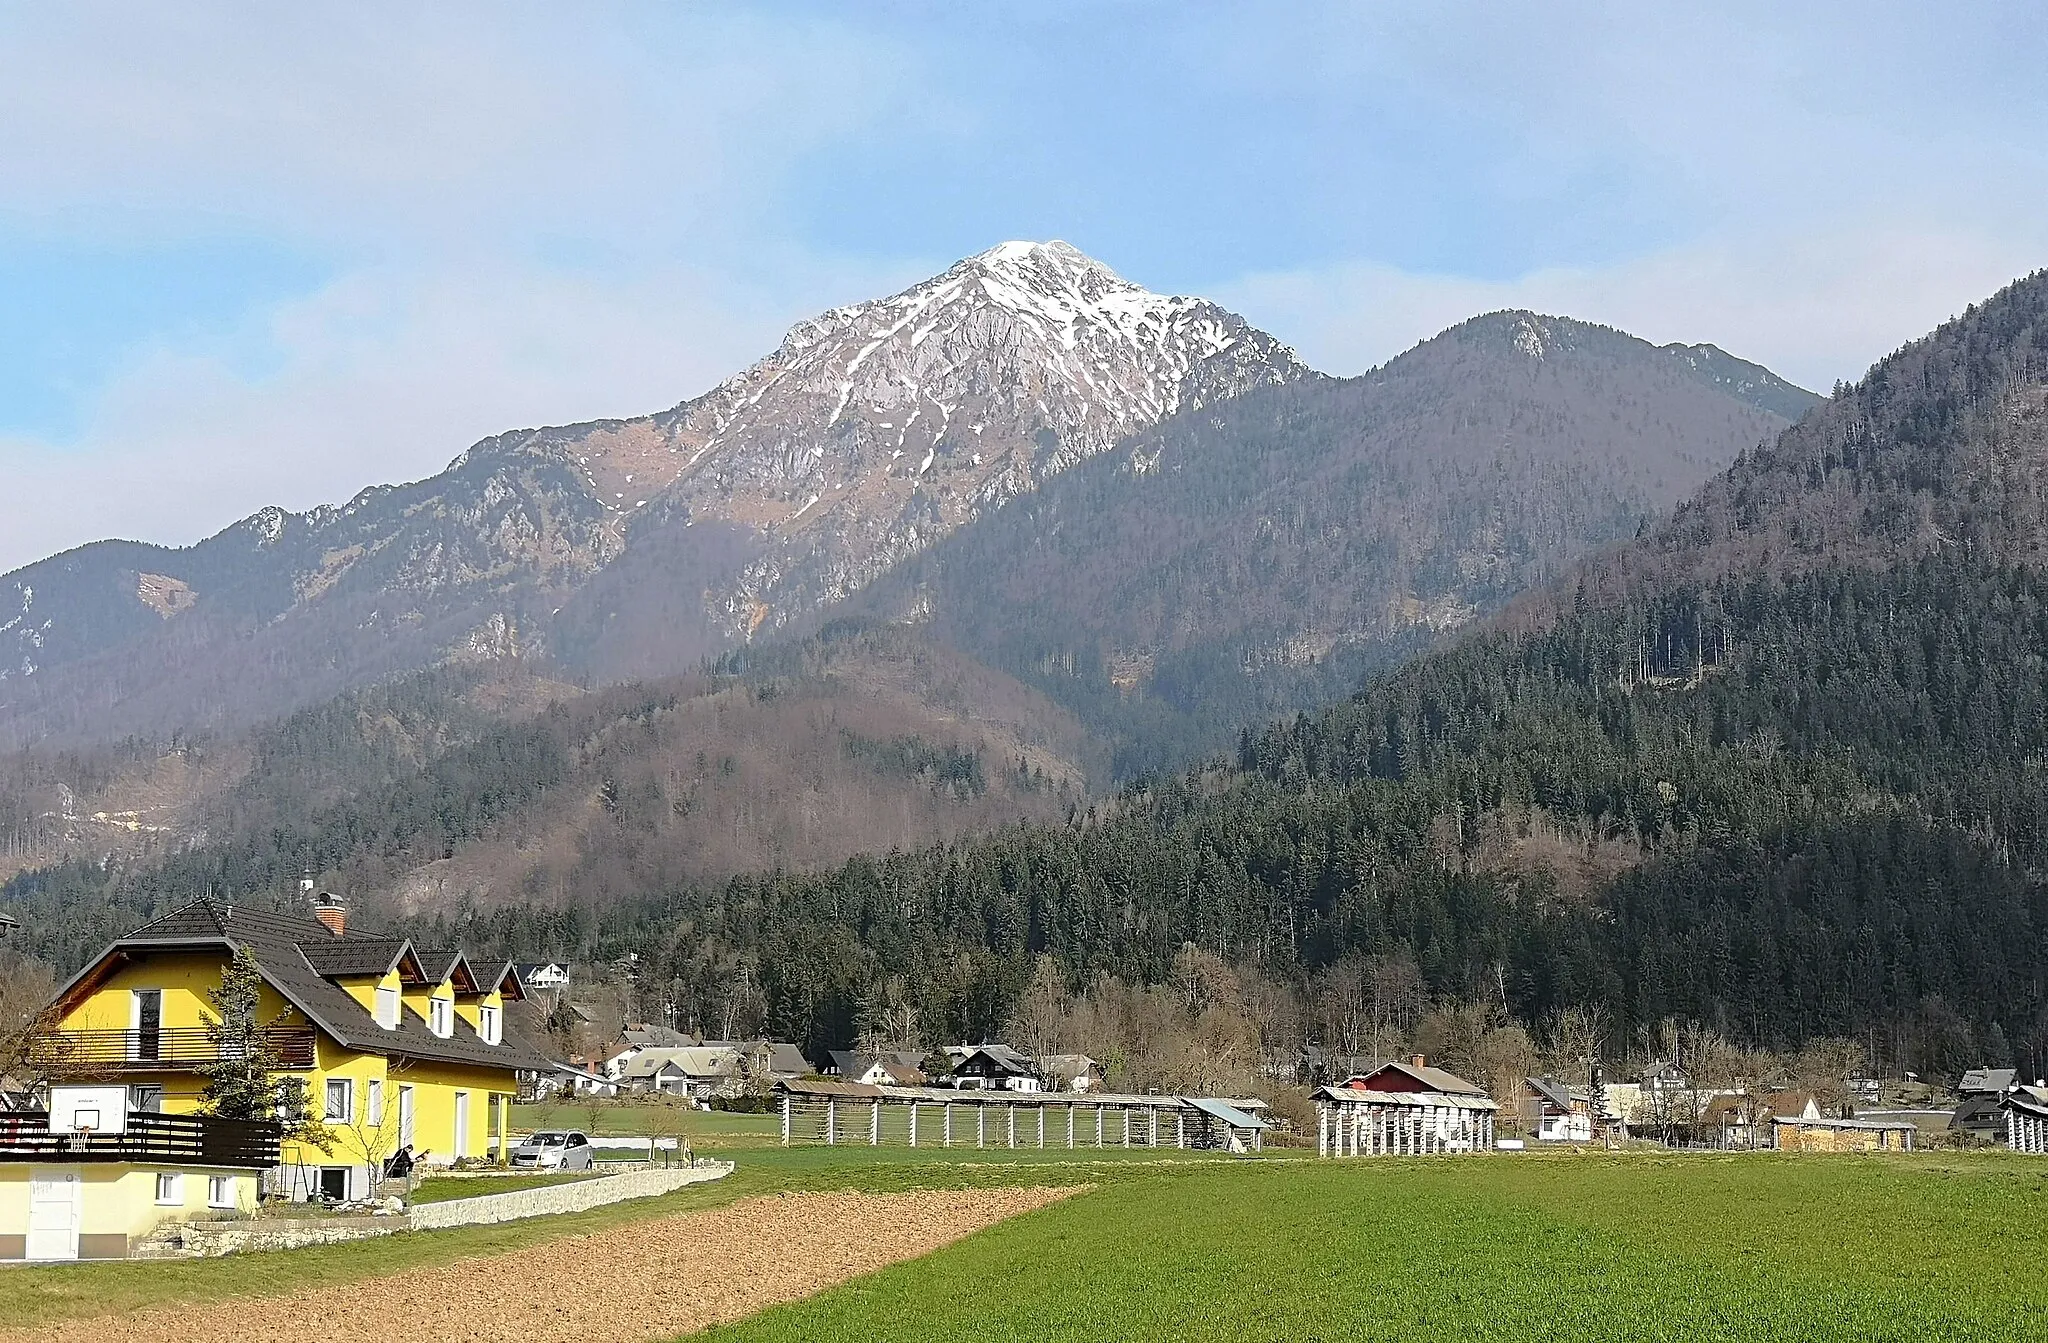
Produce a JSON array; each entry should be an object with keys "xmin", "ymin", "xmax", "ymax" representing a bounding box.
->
[
  {"xmin": 399, "ymin": 1085, "xmax": 415, "ymax": 1150},
  {"xmin": 453, "ymin": 1091, "xmax": 470, "ymax": 1158},
  {"xmin": 26, "ymin": 1168, "xmax": 81, "ymax": 1261}
]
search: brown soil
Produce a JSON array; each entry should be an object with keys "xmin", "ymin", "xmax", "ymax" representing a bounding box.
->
[{"xmin": 7, "ymin": 1187, "xmax": 1078, "ymax": 1343}]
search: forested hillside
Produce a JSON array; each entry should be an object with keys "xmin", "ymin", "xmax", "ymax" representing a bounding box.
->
[
  {"xmin": 398, "ymin": 276, "xmax": 2048, "ymax": 1081},
  {"xmin": 0, "ymin": 626, "xmax": 1094, "ymax": 973},
  {"xmin": 850, "ymin": 312, "xmax": 1812, "ymax": 776}
]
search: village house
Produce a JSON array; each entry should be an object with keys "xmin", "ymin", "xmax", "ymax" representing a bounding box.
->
[
  {"xmin": 601, "ymin": 1025, "xmax": 699, "ymax": 1080},
  {"xmin": 615, "ymin": 1046, "xmax": 737, "ymax": 1098},
  {"xmin": 1314, "ymin": 1057, "xmax": 1498, "ymax": 1157},
  {"xmin": 2, "ymin": 1084, "xmax": 280, "ymax": 1261},
  {"xmin": 1522, "ymin": 1076, "xmax": 1595, "ymax": 1141},
  {"xmin": 1037, "ymin": 1054, "xmax": 1104, "ymax": 1093},
  {"xmin": 30, "ymin": 895, "xmax": 546, "ymax": 1202},
  {"xmin": 515, "ymin": 961, "xmax": 572, "ymax": 993},
  {"xmin": 828, "ymin": 1050, "xmax": 928, "ymax": 1086},
  {"xmin": 709, "ymin": 1040, "xmax": 811, "ymax": 1086},
  {"xmin": 1703, "ymin": 1091, "xmax": 1816, "ymax": 1149},
  {"xmin": 949, "ymin": 1045, "xmax": 1041, "ymax": 1092},
  {"xmin": 1950, "ymin": 1068, "xmax": 2020, "ymax": 1143}
]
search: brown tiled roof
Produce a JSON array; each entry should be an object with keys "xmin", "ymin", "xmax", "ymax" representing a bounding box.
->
[{"xmin": 54, "ymin": 900, "xmax": 548, "ymax": 1074}]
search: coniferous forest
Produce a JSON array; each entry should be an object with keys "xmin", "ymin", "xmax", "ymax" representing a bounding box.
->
[{"xmin": 9, "ymin": 274, "xmax": 2048, "ymax": 1087}]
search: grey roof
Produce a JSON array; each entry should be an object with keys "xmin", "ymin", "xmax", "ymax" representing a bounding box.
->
[
  {"xmin": 958, "ymin": 1044, "xmax": 1035, "ymax": 1075},
  {"xmin": 1527, "ymin": 1077, "xmax": 1576, "ymax": 1111},
  {"xmin": 621, "ymin": 1025, "xmax": 697, "ymax": 1049},
  {"xmin": 699, "ymin": 1040, "xmax": 811, "ymax": 1077},
  {"xmin": 618, "ymin": 1046, "xmax": 736, "ymax": 1080},
  {"xmin": 299, "ymin": 936, "xmax": 415, "ymax": 978},
  {"xmin": 1185, "ymin": 1096, "xmax": 1268, "ymax": 1130},
  {"xmin": 413, "ymin": 949, "xmax": 475, "ymax": 991},
  {"xmin": 1959, "ymin": 1068, "xmax": 2017, "ymax": 1095},
  {"xmin": 53, "ymin": 900, "xmax": 549, "ymax": 1075}
]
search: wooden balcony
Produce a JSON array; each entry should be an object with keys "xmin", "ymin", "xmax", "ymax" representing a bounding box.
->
[
  {"xmin": 30, "ymin": 1026, "xmax": 318, "ymax": 1072},
  {"xmin": 0, "ymin": 1110, "xmax": 282, "ymax": 1168}
]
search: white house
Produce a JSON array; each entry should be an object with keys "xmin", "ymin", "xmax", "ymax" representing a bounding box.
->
[{"xmin": 516, "ymin": 961, "xmax": 571, "ymax": 992}]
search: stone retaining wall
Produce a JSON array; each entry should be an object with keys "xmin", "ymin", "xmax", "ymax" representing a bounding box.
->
[
  {"xmin": 408, "ymin": 1163, "xmax": 728, "ymax": 1230},
  {"xmin": 136, "ymin": 1161, "xmax": 733, "ymax": 1258}
]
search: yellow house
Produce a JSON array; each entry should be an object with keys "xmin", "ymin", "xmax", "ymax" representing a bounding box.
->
[
  {"xmin": 40, "ymin": 897, "xmax": 547, "ymax": 1201},
  {"xmin": 2, "ymin": 1085, "xmax": 275, "ymax": 1261}
]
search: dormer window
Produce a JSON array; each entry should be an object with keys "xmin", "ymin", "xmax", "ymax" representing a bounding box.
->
[
  {"xmin": 478, "ymin": 1004, "xmax": 500, "ymax": 1046},
  {"xmin": 429, "ymin": 997, "xmax": 452, "ymax": 1038},
  {"xmin": 375, "ymin": 985, "xmax": 400, "ymax": 1030}
]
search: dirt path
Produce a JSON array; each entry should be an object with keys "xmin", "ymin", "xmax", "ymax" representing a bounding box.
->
[{"xmin": 4, "ymin": 1187, "xmax": 1079, "ymax": 1343}]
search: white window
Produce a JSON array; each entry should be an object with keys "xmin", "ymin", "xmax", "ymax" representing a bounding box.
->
[
  {"xmin": 429, "ymin": 997, "xmax": 452, "ymax": 1038},
  {"xmin": 478, "ymin": 1004, "xmax": 500, "ymax": 1046},
  {"xmin": 374, "ymin": 985, "xmax": 400, "ymax": 1029},
  {"xmin": 155, "ymin": 1172, "xmax": 183, "ymax": 1205},
  {"xmin": 324, "ymin": 1078, "xmax": 352, "ymax": 1123},
  {"xmin": 207, "ymin": 1175, "xmax": 234, "ymax": 1209},
  {"xmin": 367, "ymin": 1079, "xmax": 384, "ymax": 1127}
]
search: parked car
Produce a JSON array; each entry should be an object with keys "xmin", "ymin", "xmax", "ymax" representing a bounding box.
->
[{"xmin": 510, "ymin": 1130, "xmax": 596, "ymax": 1169}]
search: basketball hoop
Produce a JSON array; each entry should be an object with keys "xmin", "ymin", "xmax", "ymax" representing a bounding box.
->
[{"xmin": 66, "ymin": 1122, "xmax": 93, "ymax": 1153}]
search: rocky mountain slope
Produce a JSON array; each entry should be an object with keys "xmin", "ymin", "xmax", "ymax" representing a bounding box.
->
[
  {"xmin": 0, "ymin": 242, "xmax": 1306, "ymax": 749},
  {"xmin": 845, "ymin": 311, "xmax": 1818, "ymax": 775}
]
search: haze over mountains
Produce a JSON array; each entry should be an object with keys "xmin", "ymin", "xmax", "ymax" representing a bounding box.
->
[{"xmin": 0, "ymin": 238, "xmax": 1826, "ymax": 947}]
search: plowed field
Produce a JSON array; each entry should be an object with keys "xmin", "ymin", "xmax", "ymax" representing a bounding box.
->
[{"xmin": 2, "ymin": 1187, "xmax": 1078, "ymax": 1343}]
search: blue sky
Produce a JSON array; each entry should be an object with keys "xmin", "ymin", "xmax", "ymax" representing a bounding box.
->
[{"xmin": 4, "ymin": 1, "xmax": 2048, "ymax": 571}]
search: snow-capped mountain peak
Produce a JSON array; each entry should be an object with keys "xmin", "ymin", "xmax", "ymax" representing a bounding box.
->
[{"xmin": 524, "ymin": 240, "xmax": 1311, "ymax": 634}]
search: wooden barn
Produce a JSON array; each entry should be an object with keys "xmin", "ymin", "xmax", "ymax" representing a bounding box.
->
[{"xmin": 1314, "ymin": 1057, "xmax": 1498, "ymax": 1157}]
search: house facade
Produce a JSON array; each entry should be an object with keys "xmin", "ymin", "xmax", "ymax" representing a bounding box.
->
[
  {"xmin": 2, "ymin": 1085, "xmax": 280, "ymax": 1261},
  {"xmin": 951, "ymin": 1045, "xmax": 1040, "ymax": 1092},
  {"xmin": 1522, "ymin": 1077, "xmax": 1594, "ymax": 1141},
  {"xmin": 35, "ymin": 898, "xmax": 548, "ymax": 1200}
]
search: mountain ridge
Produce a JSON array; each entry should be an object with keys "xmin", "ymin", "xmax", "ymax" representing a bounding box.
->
[{"xmin": 0, "ymin": 241, "xmax": 1308, "ymax": 748}]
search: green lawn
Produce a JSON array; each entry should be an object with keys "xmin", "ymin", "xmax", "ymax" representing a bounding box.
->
[
  {"xmin": 12, "ymin": 1145, "xmax": 2048, "ymax": 1341},
  {"xmin": 408, "ymin": 1171, "xmax": 599, "ymax": 1203},
  {"xmin": 1, "ymin": 1143, "xmax": 1189, "ymax": 1332},
  {"xmin": 511, "ymin": 1101, "xmax": 782, "ymax": 1148},
  {"xmin": 702, "ymin": 1151, "xmax": 2048, "ymax": 1343}
]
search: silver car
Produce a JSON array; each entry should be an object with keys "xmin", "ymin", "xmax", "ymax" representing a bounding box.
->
[{"xmin": 510, "ymin": 1129, "xmax": 596, "ymax": 1169}]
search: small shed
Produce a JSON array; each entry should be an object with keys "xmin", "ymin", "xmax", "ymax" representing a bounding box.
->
[
  {"xmin": 1773, "ymin": 1113, "xmax": 1916, "ymax": 1153},
  {"xmin": 1183, "ymin": 1097, "xmax": 1267, "ymax": 1153}
]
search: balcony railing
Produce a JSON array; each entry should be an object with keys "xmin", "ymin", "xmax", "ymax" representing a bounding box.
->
[
  {"xmin": 30, "ymin": 1027, "xmax": 318, "ymax": 1071},
  {"xmin": 0, "ymin": 1110, "xmax": 282, "ymax": 1168}
]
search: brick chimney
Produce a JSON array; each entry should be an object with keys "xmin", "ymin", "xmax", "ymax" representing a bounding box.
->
[
  {"xmin": 312, "ymin": 891, "xmax": 346, "ymax": 937},
  {"xmin": 1410, "ymin": 1053, "xmax": 1427, "ymax": 1069}
]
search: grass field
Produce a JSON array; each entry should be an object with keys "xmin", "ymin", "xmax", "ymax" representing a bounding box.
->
[
  {"xmin": 407, "ymin": 1171, "xmax": 599, "ymax": 1203},
  {"xmin": 511, "ymin": 1102, "xmax": 783, "ymax": 1148},
  {"xmin": 8, "ymin": 1142, "xmax": 2048, "ymax": 1341},
  {"xmin": 701, "ymin": 1151, "xmax": 2048, "ymax": 1343}
]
